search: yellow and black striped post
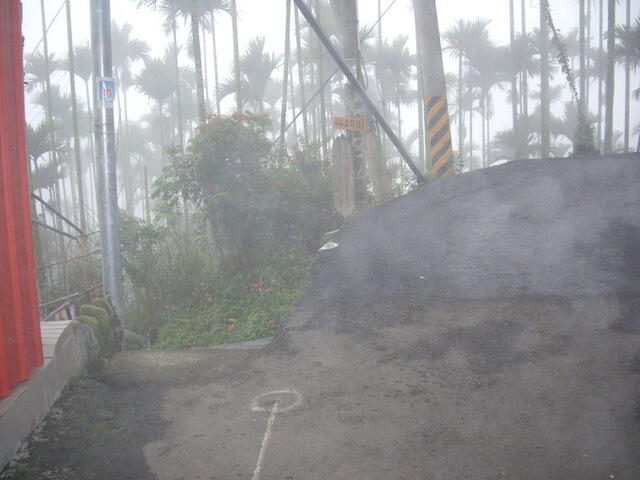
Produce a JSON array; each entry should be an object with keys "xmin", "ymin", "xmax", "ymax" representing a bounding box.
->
[
  {"xmin": 415, "ymin": 0, "xmax": 454, "ymax": 179},
  {"xmin": 425, "ymin": 95, "xmax": 454, "ymax": 178}
]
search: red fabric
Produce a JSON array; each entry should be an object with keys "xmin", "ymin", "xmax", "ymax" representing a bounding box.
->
[{"xmin": 0, "ymin": 0, "xmax": 44, "ymax": 399}]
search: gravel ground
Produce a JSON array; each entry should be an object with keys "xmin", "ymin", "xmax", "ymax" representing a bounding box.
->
[{"xmin": 2, "ymin": 154, "xmax": 639, "ymax": 480}]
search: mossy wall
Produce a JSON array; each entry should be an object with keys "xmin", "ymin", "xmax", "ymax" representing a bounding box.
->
[{"xmin": 75, "ymin": 298, "xmax": 144, "ymax": 358}]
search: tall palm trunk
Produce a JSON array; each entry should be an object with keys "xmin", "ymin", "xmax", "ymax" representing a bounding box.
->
[
  {"xmin": 468, "ymin": 97, "xmax": 473, "ymax": 168},
  {"xmin": 414, "ymin": 8, "xmax": 426, "ymax": 169},
  {"xmin": 623, "ymin": 0, "xmax": 630, "ymax": 151},
  {"xmin": 603, "ymin": 0, "xmax": 615, "ymax": 154},
  {"xmin": 597, "ymin": 0, "xmax": 604, "ymax": 150},
  {"xmin": 585, "ymin": 0, "xmax": 592, "ymax": 110},
  {"xmin": 579, "ymin": 0, "xmax": 586, "ymax": 103},
  {"xmin": 509, "ymin": 0, "xmax": 521, "ymax": 159},
  {"xmin": 190, "ymin": 5, "xmax": 206, "ymax": 122},
  {"xmin": 41, "ymin": 0, "xmax": 65, "ymax": 272},
  {"xmin": 458, "ymin": 56, "xmax": 464, "ymax": 163},
  {"xmin": 481, "ymin": 94, "xmax": 486, "ymax": 167},
  {"xmin": 331, "ymin": 0, "xmax": 366, "ymax": 204},
  {"xmin": 65, "ymin": 0, "xmax": 86, "ymax": 233},
  {"xmin": 520, "ymin": 0, "xmax": 529, "ymax": 157},
  {"xmin": 211, "ymin": 11, "xmax": 221, "ymax": 115},
  {"xmin": 171, "ymin": 21, "xmax": 184, "ymax": 146},
  {"xmin": 540, "ymin": 2, "xmax": 550, "ymax": 158},
  {"xmin": 230, "ymin": 0, "xmax": 242, "ymax": 113},
  {"xmin": 289, "ymin": 66, "xmax": 298, "ymax": 140},
  {"xmin": 202, "ymin": 29, "xmax": 210, "ymax": 106},
  {"xmin": 280, "ymin": 0, "xmax": 292, "ymax": 154},
  {"xmin": 294, "ymin": 7, "xmax": 309, "ymax": 140},
  {"xmin": 317, "ymin": 39, "xmax": 329, "ymax": 163}
]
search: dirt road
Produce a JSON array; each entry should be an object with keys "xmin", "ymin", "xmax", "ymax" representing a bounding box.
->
[{"xmin": 3, "ymin": 155, "xmax": 639, "ymax": 479}]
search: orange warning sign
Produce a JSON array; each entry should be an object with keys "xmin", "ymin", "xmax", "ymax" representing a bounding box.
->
[{"xmin": 333, "ymin": 116, "xmax": 365, "ymax": 131}]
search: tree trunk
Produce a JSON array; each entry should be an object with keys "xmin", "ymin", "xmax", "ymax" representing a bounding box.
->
[
  {"xmin": 579, "ymin": 0, "xmax": 586, "ymax": 103},
  {"xmin": 211, "ymin": 12, "xmax": 221, "ymax": 116},
  {"xmin": 585, "ymin": 0, "xmax": 591, "ymax": 110},
  {"xmin": 540, "ymin": 2, "xmax": 550, "ymax": 158},
  {"xmin": 230, "ymin": 0, "xmax": 242, "ymax": 113},
  {"xmin": 172, "ymin": 20, "xmax": 185, "ymax": 146},
  {"xmin": 623, "ymin": 0, "xmax": 630, "ymax": 151},
  {"xmin": 144, "ymin": 165, "xmax": 150, "ymax": 223},
  {"xmin": 294, "ymin": 7, "xmax": 309, "ymax": 141},
  {"xmin": 413, "ymin": 9, "xmax": 426, "ymax": 169},
  {"xmin": 597, "ymin": 0, "xmax": 604, "ymax": 151},
  {"xmin": 603, "ymin": 0, "xmax": 615, "ymax": 154},
  {"xmin": 509, "ymin": 0, "xmax": 521, "ymax": 160},
  {"xmin": 469, "ymin": 99, "xmax": 473, "ymax": 168},
  {"xmin": 280, "ymin": 0, "xmax": 292, "ymax": 154},
  {"xmin": 41, "ymin": 0, "xmax": 65, "ymax": 263},
  {"xmin": 201, "ymin": 27, "xmax": 210, "ymax": 106},
  {"xmin": 190, "ymin": 5, "xmax": 206, "ymax": 122},
  {"xmin": 317, "ymin": 13, "xmax": 329, "ymax": 167},
  {"xmin": 481, "ymin": 94, "xmax": 486, "ymax": 167},
  {"xmin": 289, "ymin": 65, "xmax": 298, "ymax": 141},
  {"xmin": 65, "ymin": 0, "xmax": 86, "ymax": 234},
  {"xmin": 520, "ymin": 0, "xmax": 529, "ymax": 157},
  {"xmin": 331, "ymin": 0, "xmax": 366, "ymax": 207}
]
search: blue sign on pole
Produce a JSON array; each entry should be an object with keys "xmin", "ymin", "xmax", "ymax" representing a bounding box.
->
[{"xmin": 97, "ymin": 78, "xmax": 115, "ymax": 107}]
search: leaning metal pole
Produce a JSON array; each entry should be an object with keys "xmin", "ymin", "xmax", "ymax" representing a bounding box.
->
[
  {"xmin": 91, "ymin": 0, "xmax": 126, "ymax": 350},
  {"xmin": 292, "ymin": 0, "xmax": 426, "ymax": 183}
]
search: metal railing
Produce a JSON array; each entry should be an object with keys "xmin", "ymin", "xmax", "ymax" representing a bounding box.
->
[{"xmin": 30, "ymin": 193, "xmax": 102, "ymax": 321}]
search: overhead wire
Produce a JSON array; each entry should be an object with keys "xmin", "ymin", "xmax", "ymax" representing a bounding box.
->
[
  {"xmin": 275, "ymin": 0, "xmax": 398, "ymax": 145},
  {"xmin": 28, "ymin": 0, "xmax": 66, "ymax": 57}
]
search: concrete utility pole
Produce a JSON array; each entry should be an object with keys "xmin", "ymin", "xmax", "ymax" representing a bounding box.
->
[
  {"xmin": 413, "ymin": 0, "xmax": 454, "ymax": 178},
  {"xmin": 91, "ymin": 0, "xmax": 126, "ymax": 351}
]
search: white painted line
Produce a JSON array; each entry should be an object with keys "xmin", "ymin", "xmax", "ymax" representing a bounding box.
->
[
  {"xmin": 251, "ymin": 399, "xmax": 279, "ymax": 480},
  {"xmin": 250, "ymin": 389, "xmax": 302, "ymax": 480},
  {"xmin": 251, "ymin": 389, "xmax": 302, "ymax": 413}
]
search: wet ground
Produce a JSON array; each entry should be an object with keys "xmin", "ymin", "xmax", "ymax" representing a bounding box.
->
[{"xmin": 2, "ymin": 154, "xmax": 639, "ymax": 479}]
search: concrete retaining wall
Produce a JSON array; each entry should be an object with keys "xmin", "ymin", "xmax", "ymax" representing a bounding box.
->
[{"xmin": 0, "ymin": 321, "xmax": 92, "ymax": 469}]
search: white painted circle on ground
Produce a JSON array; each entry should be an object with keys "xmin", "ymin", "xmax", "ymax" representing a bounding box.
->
[{"xmin": 251, "ymin": 389, "xmax": 302, "ymax": 413}]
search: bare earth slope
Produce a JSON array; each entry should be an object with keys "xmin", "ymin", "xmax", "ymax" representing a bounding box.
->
[
  {"xmin": 3, "ymin": 154, "xmax": 639, "ymax": 480},
  {"xmin": 142, "ymin": 154, "xmax": 640, "ymax": 480}
]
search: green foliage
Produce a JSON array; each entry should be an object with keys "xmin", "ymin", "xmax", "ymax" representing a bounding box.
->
[
  {"xmin": 92, "ymin": 297, "xmax": 115, "ymax": 323},
  {"xmin": 542, "ymin": 0, "xmax": 597, "ymax": 156},
  {"xmin": 119, "ymin": 211, "xmax": 216, "ymax": 338},
  {"xmin": 154, "ymin": 113, "xmax": 340, "ymax": 270},
  {"xmin": 125, "ymin": 330, "xmax": 145, "ymax": 350},
  {"xmin": 123, "ymin": 118, "xmax": 339, "ymax": 349},
  {"xmin": 75, "ymin": 305, "xmax": 118, "ymax": 359},
  {"xmin": 572, "ymin": 121, "xmax": 598, "ymax": 156},
  {"xmin": 154, "ymin": 251, "xmax": 313, "ymax": 349},
  {"xmin": 76, "ymin": 314, "xmax": 100, "ymax": 330},
  {"xmin": 154, "ymin": 113, "xmax": 273, "ymax": 269}
]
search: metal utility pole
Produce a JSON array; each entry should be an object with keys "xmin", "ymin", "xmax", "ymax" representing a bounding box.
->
[
  {"xmin": 413, "ymin": 0, "xmax": 454, "ymax": 178},
  {"xmin": 293, "ymin": 0, "xmax": 425, "ymax": 184},
  {"xmin": 91, "ymin": 0, "xmax": 126, "ymax": 350}
]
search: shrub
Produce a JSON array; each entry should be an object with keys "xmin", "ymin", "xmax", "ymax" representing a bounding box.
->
[{"xmin": 154, "ymin": 251, "xmax": 313, "ymax": 349}]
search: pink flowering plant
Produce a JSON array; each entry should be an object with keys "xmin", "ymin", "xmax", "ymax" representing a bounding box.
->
[{"xmin": 154, "ymin": 253, "xmax": 312, "ymax": 348}]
